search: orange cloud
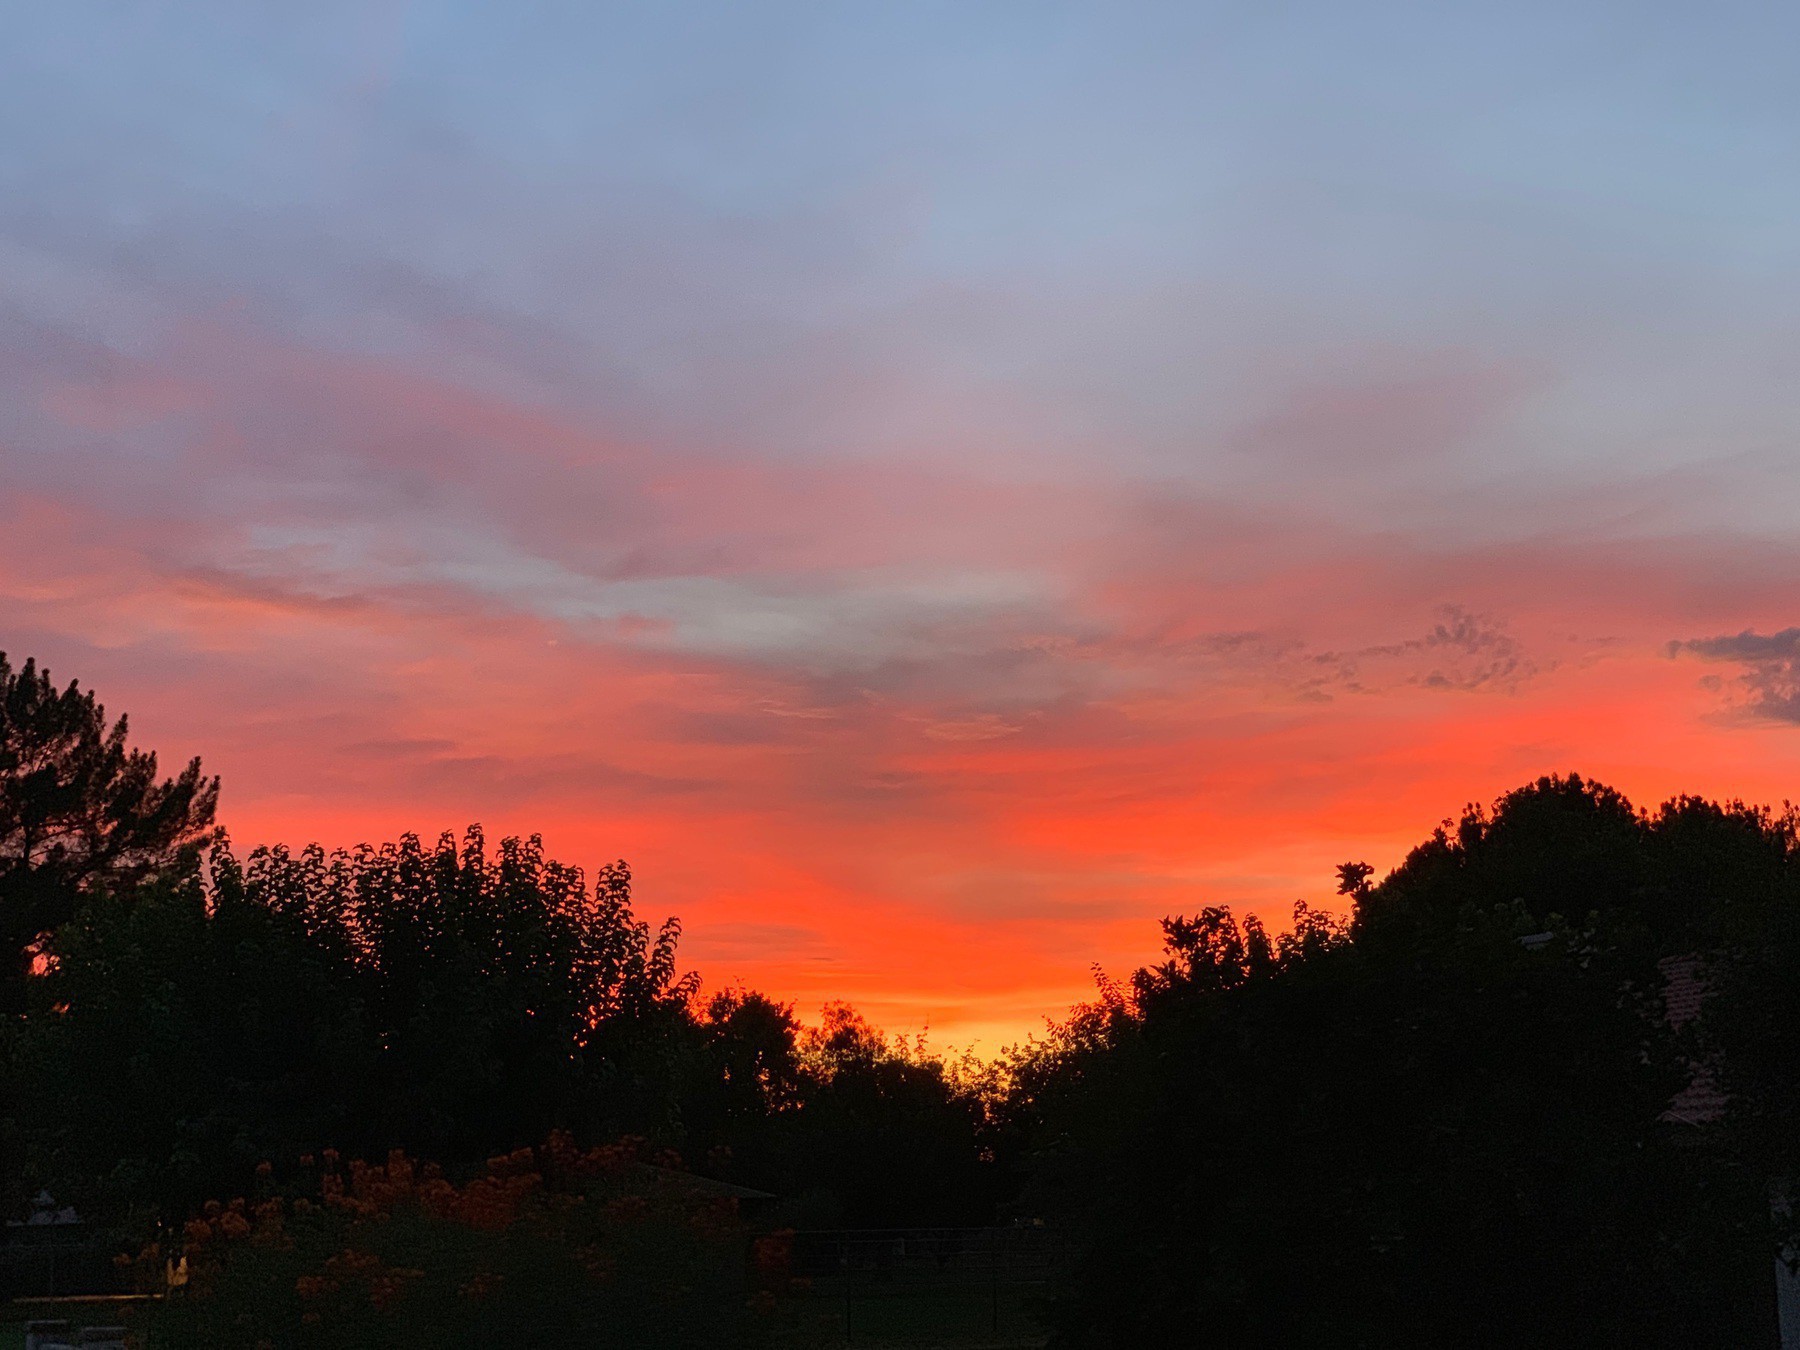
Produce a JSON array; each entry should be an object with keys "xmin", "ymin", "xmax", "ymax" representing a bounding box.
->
[{"xmin": 5, "ymin": 305, "xmax": 1800, "ymax": 1050}]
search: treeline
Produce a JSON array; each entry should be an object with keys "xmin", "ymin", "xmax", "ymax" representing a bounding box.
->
[
  {"xmin": 11, "ymin": 651, "xmax": 1800, "ymax": 1345},
  {"xmin": 8, "ymin": 827, "xmax": 997, "ymax": 1232},
  {"xmin": 0, "ymin": 652, "xmax": 994, "ymax": 1231},
  {"xmin": 1015, "ymin": 781, "xmax": 1800, "ymax": 1346}
]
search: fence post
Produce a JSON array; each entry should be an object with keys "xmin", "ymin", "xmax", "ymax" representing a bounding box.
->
[{"xmin": 991, "ymin": 1241, "xmax": 1000, "ymax": 1336}]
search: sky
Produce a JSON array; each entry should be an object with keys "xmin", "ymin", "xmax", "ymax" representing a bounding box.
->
[{"xmin": 4, "ymin": 2, "xmax": 1800, "ymax": 1048}]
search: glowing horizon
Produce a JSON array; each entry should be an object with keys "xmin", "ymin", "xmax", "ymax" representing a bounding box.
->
[{"xmin": 5, "ymin": 3, "xmax": 1800, "ymax": 1048}]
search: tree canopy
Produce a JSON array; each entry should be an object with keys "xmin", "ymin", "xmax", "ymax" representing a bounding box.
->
[
  {"xmin": 994, "ymin": 774, "xmax": 1800, "ymax": 1346},
  {"xmin": 0, "ymin": 651, "xmax": 218, "ymax": 1000},
  {"xmin": 11, "ymin": 659, "xmax": 1800, "ymax": 1347}
]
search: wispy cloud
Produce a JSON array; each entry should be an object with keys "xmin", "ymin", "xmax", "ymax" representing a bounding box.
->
[
  {"xmin": 7, "ymin": 1, "xmax": 1800, "ymax": 1043},
  {"xmin": 1670, "ymin": 628, "xmax": 1800, "ymax": 724}
]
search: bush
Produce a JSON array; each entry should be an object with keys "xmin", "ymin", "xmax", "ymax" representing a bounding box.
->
[{"xmin": 151, "ymin": 1135, "xmax": 776, "ymax": 1349}]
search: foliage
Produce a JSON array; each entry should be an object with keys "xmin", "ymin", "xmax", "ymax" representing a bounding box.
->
[
  {"xmin": 16, "ymin": 815, "xmax": 992, "ymax": 1233},
  {"xmin": 0, "ymin": 651, "xmax": 217, "ymax": 1002},
  {"xmin": 20, "ymin": 656, "xmax": 1800, "ymax": 1345},
  {"xmin": 1001, "ymin": 776, "xmax": 1800, "ymax": 1347},
  {"xmin": 777, "ymin": 1004, "xmax": 995, "ymax": 1228},
  {"xmin": 15, "ymin": 829, "xmax": 710, "ymax": 1214},
  {"xmin": 149, "ymin": 1136, "xmax": 775, "ymax": 1349},
  {"xmin": 217, "ymin": 830, "xmax": 698, "ymax": 1161},
  {"xmin": 1356, "ymin": 772, "xmax": 1800, "ymax": 956},
  {"xmin": 658, "ymin": 993, "xmax": 998, "ymax": 1228},
  {"xmin": 16, "ymin": 873, "xmax": 364, "ymax": 1221}
]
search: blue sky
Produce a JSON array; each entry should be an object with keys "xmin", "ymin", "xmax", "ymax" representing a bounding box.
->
[{"xmin": 10, "ymin": 1, "xmax": 1797, "ymax": 478}]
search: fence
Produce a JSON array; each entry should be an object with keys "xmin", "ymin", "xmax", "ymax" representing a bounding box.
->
[
  {"xmin": 0, "ymin": 1228, "xmax": 124, "ymax": 1301},
  {"xmin": 783, "ymin": 1226, "xmax": 1070, "ymax": 1347}
]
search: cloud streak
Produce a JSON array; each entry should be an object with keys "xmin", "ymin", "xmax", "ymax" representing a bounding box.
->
[
  {"xmin": 7, "ymin": 2, "xmax": 1800, "ymax": 1044},
  {"xmin": 1670, "ymin": 629, "xmax": 1800, "ymax": 725}
]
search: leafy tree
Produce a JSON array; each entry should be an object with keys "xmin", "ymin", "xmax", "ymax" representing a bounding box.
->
[
  {"xmin": 1334, "ymin": 859, "xmax": 1374, "ymax": 899},
  {"xmin": 1646, "ymin": 794, "xmax": 1800, "ymax": 950},
  {"xmin": 1662, "ymin": 799, "xmax": 1800, "ymax": 1252},
  {"xmin": 1365, "ymin": 776, "xmax": 1800, "ymax": 958},
  {"xmin": 17, "ymin": 870, "xmax": 368, "ymax": 1219},
  {"xmin": 702, "ymin": 988, "xmax": 804, "ymax": 1120},
  {"xmin": 1005, "ymin": 781, "xmax": 1798, "ymax": 1350},
  {"xmin": 774, "ymin": 1004, "xmax": 995, "ymax": 1227},
  {"xmin": 1359, "ymin": 773, "xmax": 1650, "ymax": 948},
  {"xmin": 0, "ymin": 652, "xmax": 217, "ymax": 1000},
  {"xmin": 31, "ymin": 632, "xmax": 1800, "ymax": 1347},
  {"xmin": 16, "ymin": 822, "xmax": 708, "ymax": 1218},
  {"xmin": 1360, "ymin": 778, "xmax": 1800, "ymax": 1275},
  {"xmin": 0, "ymin": 650, "xmax": 994, "ymax": 1236},
  {"xmin": 214, "ymin": 830, "xmax": 699, "ymax": 1165},
  {"xmin": 668, "ymin": 989, "xmax": 805, "ymax": 1182}
]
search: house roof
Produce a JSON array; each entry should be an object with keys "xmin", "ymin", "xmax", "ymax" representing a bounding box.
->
[
  {"xmin": 1659, "ymin": 955, "xmax": 1728, "ymax": 1127},
  {"xmin": 626, "ymin": 1163, "xmax": 776, "ymax": 1202}
]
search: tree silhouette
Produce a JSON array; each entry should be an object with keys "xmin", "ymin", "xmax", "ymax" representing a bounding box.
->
[
  {"xmin": 1334, "ymin": 860, "xmax": 1374, "ymax": 898},
  {"xmin": 1010, "ymin": 895, "xmax": 1766, "ymax": 1348},
  {"xmin": 22, "ymin": 644, "xmax": 1800, "ymax": 1341},
  {"xmin": 1000, "ymin": 778, "xmax": 1800, "ymax": 1348},
  {"xmin": 0, "ymin": 652, "xmax": 218, "ymax": 1001}
]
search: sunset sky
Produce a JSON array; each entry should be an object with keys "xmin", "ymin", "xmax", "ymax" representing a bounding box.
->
[{"xmin": 4, "ymin": 3, "xmax": 1800, "ymax": 1047}]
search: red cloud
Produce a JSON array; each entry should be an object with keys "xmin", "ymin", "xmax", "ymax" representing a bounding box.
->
[{"xmin": 6, "ymin": 309, "xmax": 1800, "ymax": 1048}]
